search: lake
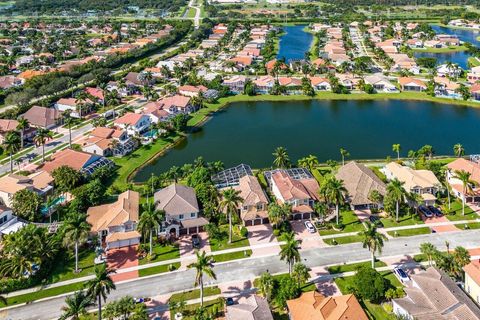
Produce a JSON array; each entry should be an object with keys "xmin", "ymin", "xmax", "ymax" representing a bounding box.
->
[
  {"xmin": 277, "ymin": 25, "xmax": 313, "ymax": 62},
  {"xmin": 133, "ymin": 99, "xmax": 480, "ymax": 181},
  {"xmin": 414, "ymin": 25, "xmax": 480, "ymax": 69}
]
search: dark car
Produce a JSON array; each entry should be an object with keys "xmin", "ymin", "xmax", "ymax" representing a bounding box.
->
[
  {"xmin": 428, "ymin": 206, "xmax": 443, "ymax": 217},
  {"xmin": 419, "ymin": 205, "xmax": 433, "ymax": 218},
  {"xmin": 226, "ymin": 297, "xmax": 235, "ymax": 306},
  {"xmin": 192, "ymin": 234, "xmax": 201, "ymax": 249},
  {"xmin": 369, "ymin": 215, "xmax": 384, "ymax": 228}
]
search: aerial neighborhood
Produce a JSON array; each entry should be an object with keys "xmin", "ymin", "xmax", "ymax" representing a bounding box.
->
[{"xmin": 0, "ymin": 1, "xmax": 480, "ymax": 320}]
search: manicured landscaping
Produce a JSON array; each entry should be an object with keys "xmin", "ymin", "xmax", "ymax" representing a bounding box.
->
[
  {"xmin": 48, "ymin": 249, "xmax": 96, "ymax": 283},
  {"xmin": 323, "ymin": 234, "xmax": 363, "ymax": 245},
  {"xmin": 253, "ymin": 273, "xmax": 316, "ymax": 293},
  {"xmin": 319, "ymin": 210, "xmax": 364, "ymax": 236},
  {"xmin": 209, "ymin": 225, "xmax": 250, "ymax": 251},
  {"xmin": 169, "ymin": 286, "xmax": 221, "ymax": 303},
  {"xmin": 461, "ymin": 222, "xmax": 480, "ymax": 230},
  {"xmin": 139, "ymin": 244, "xmax": 180, "ymax": 265},
  {"xmin": 170, "ymin": 298, "xmax": 224, "ymax": 320},
  {"xmin": 212, "ymin": 249, "xmax": 252, "ymax": 262},
  {"xmin": 380, "ymin": 213, "xmax": 424, "ymax": 228},
  {"xmin": 138, "ymin": 262, "xmax": 181, "ymax": 277},
  {"xmin": 412, "ymin": 45, "xmax": 468, "ymax": 53},
  {"xmin": 387, "ymin": 227, "xmax": 431, "ymax": 237},
  {"xmin": 443, "ymin": 200, "xmax": 478, "ymax": 221},
  {"xmin": 327, "ymin": 260, "xmax": 387, "ymax": 274}
]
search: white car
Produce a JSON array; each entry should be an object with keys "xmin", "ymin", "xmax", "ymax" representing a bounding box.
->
[
  {"xmin": 393, "ymin": 267, "xmax": 410, "ymax": 283},
  {"xmin": 304, "ymin": 220, "xmax": 316, "ymax": 233}
]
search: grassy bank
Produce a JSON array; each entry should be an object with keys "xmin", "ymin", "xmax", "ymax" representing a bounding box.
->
[
  {"xmin": 469, "ymin": 57, "xmax": 480, "ymax": 67},
  {"xmin": 412, "ymin": 45, "xmax": 468, "ymax": 53}
]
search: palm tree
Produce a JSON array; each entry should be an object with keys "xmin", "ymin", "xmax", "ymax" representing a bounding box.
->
[
  {"xmin": 60, "ymin": 291, "xmax": 93, "ymax": 320},
  {"xmin": 168, "ymin": 166, "xmax": 182, "ymax": 183},
  {"xmin": 187, "ymin": 251, "xmax": 216, "ymax": 307},
  {"xmin": 137, "ymin": 201, "xmax": 164, "ymax": 256},
  {"xmin": 62, "ymin": 213, "xmax": 91, "ymax": 273},
  {"xmin": 218, "ymin": 188, "xmax": 243, "ymax": 244},
  {"xmin": 272, "ymin": 146, "xmax": 290, "ymax": 168},
  {"xmin": 454, "ymin": 170, "xmax": 475, "ymax": 216},
  {"xmin": 420, "ymin": 242, "xmax": 437, "ymax": 267},
  {"xmin": 34, "ymin": 128, "xmax": 54, "ymax": 163},
  {"xmin": 63, "ymin": 112, "xmax": 75, "ymax": 148},
  {"xmin": 322, "ymin": 177, "xmax": 347, "ymax": 225},
  {"xmin": 16, "ymin": 117, "xmax": 29, "ymax": 149},
  {"xmin": 85, "ymin": 264, "xmax": 116, "ymax": 320},
  {"xmin": 453, "ymin": 143, "xmax": 465, "ymax": 158},
  {"xmin": 258, "ymin": 271, "xmax": 274, "ymax": 301},
  {"xmin": 279, "ymin": 231, "xmax": 300, "ymax": 274},
  {"xmin": 297, "ymin": 155, "xmax": 319, "ymax": 173},
  {"xmin": 361, "ymin": 222, "xmax": 388, "ymax": 268},
  {"xmin": 3, "ymin": 131, "xmax": 21, "ymax": 173},
  {"xmin": 387, "ymin": 178, "xmax": 406, "ymax": 222},
  {"xmin": 392, "ymin": 144, "xmax": 401, "ymax": 160},
  {"xmin": 340, "ymin": 148, "xmax": 350, "ymax": 166}
]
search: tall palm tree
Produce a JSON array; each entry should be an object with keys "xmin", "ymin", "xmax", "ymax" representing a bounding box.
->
[
  {"xmin": 34, "ymin": 128, "xmax": 53, "ymax": 163},
  {"xmin": 361, "ymin": 222, "xmax": 388, "ymax": 268},
  {"xmin": 85, "ymin": 264, "xmax": 116, "ymax": 320},
  {"xmin": 218, "ymin": 188, "xmax": 243, "ymax": 244},
  {"xmin": 62, "ymin": 213, "xmax": 91, "ymax": 273},
  {"xmin": 340, "ymin": 148, "xmax": 350, "ymax": 166},
  {"xmin": 392, "ymin": 144, "xmax": 401, "ymax": 160},
  {"xmin": 16, "ymin": 117, "xmax": 29, "ymax": 149},
  {"xmin": 63, "ymin": 112, "xmax": 75, "ymax": 148},
  {"xmin": 387, "ymin": 178, "xmax": 406, "ymax": 222},
  {"xmin": 279, "ymin": 231, "xmax": 300, "ymax": 274},
  {"xmin": 420, "ymin": 242, "xmax": 437, "ymax": 267},
  {"xmin": 272, "ymin": 146, "xmax": 290, "ymax": 168},
  {"xmin": 453, "ymin": 143, "xmax": 465, "ymax": 158},
  {"xmin": 60, "ymin": 291, "xmax": 93, "ymax": 320},
  {"xmin": 322, "ymin": 177, "xmax": 347, "ymax": 225},
  {"xmin": 454, "ymin": 170, "xmax": 475, "ymax": 216},
  {"xmin": 3, "ymin": 131, "xmax": 21, "ymax": 173},
  {"xmin": 297, "ymin": 155, "xmax": 319, "ymax": 173},
  {"xmin": 137, "ymin": 201, "xmax": 164, "ymax": 256},
  {"xmin": 187, "ymin": 251, "xmax": 216, "ymax": 307}
]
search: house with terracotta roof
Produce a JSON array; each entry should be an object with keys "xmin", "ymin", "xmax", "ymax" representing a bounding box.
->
[
  {"xmin": 0, "ymin": 75, "xmax": 23, "ymax": 89},
  {"xmin": 464, "ymin": 260, "xmax": 480, "ymax": 304},
  {"xmin": 382, "ymin": 162, "xmax": 441, "ymax": 206},
  {"xmin": 156, "ymin": 95, "xmax": 194, "ymax": 114},
  {"xmin": 309, "ymin": 76, "xmax": 331, "ymax": 91},
  {"xmin": 398, "ymin": 77, "xmax": 427, "ymax": 92},
  {"xmin": 265, "ymin": 168, "xmax": 320, "ymax": 219},
  {"xmin": 178, "ymin": 85, "xmax": 208, "ymax": 98},
  {"xmin": 286, "ymin": 291, "xmax": 368, "ymax": 320},
  {"xmin": 0, "ymin": 171, "xmax": 53, "ymax": 207},
  {"xmin": 226, "ymin": 295, "xmax": 273, "ymax": 320},
  {"xmin": 223, "ymin": 75, "xmax": 247, "ymax": 94},
  {"xmin": 85, "ymin": 87, "xmax": 105, "ymax": 103},
  {"xmin": 467, "ymin": 66, "xmax": 480, "ymax": 84},
  {"xmin": 471, "ymin": 83, "xmax": 480, "ymax": 101},
  {"xmin": 87, "ymin": 190, "xmax": 141, "ymax": 249},
  {"xmin": 113, "ymin": 112, "xmax": 151, "ymax": 136},
  {"xmin": 82, "ymin": 126, "xmax": 136, "ymax": 157},
  {"xmin": 42, "ymin": 149, "xmax": 113, "ymax": 176},
  {"xmin": 446, "ymin": 158, "xmax": 480, "ymax": 203},
  {"xmin": 141, "ymin": 101, "xmax": 171, "ymax": 124},
  {"xmin": 0, "ymin": 119, "xmax": 19, "ymax": 144},
  {"xmin": 22, "ymin": 106, "xmax": 62, "ymax": 129},
  {"xmin": 336, "ymin": 161, "xmax": 386, "ymax": 210},
  {"xmin": 254, "ymin": 75, "xmax": 275, "ymax": 94},
  {"xmin": 154, "ymin": 183, "xmax": 207, "ymax": 237},
  {"xmin": 393, "ymin": 267, "xmax": 480, "ymax": 320},
  {"xmin": 54, "ymin": 97, "xmax": 94, "ymax": 118}
]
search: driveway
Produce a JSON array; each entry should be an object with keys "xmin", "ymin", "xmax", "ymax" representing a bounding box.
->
[
  {"xmin": 422, "ymin": 215, "xmax": 459, "ymax": 233},
  {"xmin": 247, "ymin": 224, "xmax": 280, "ymax": 257},
  {"xmin": 309, "ymin": 266, "xmax": 341, "ymax": 297},
  {"xmin": 107, "ymin": 245, "xmax": 139, "ymax": 282},
  {"xmin": 178, "ymin": 232, "xmax": 211, "ymax": 269},
  {"xmin": 290, "ymin": 220, "xmax": 325, "ymax": 250},
  {"xmin": 146, "ymin": 294, "xmax": 171, "ymax": 320}
]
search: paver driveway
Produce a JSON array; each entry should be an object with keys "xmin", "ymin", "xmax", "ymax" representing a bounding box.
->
[
  {"xmin": 178, "ymin": 232, "xmax": 211, "ymax": 269},
  {"xmin": 309, "ymin": 266, "xmax": 341, "ymax": 297},
  {"xmin": 247, "ymin": 224, "xmax": 281, "ymax": 257},
  {"xmin": 422, "ymin": 215, "xmax": 459, "ymax": 233},
  {"xmin": 107, "ymin": 245, "xmax": 139, "ymax": 282},
  {"xmin": 290, "ymin": 220, "xmax": 325, "ymax": 249}
]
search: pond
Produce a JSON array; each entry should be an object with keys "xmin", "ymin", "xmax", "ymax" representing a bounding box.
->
[
  {"xmin": 277, "ymin": 25, "xmax": 313, "ymax": 62},
  {"xmin": 133, "ymin": 99, "xmax": 480, "ymax": 182},
  {"xmin": 414, "ymin": 25, "xmax": 480, "ymax": 69}
]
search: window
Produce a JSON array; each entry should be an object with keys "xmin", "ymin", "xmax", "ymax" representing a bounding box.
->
[
  {"xmin": 190, "ymin": 213, "xmax": 196, "ymax": 218},
  {"xmin": 179, "ymin": 214, "xmax": 184, "ymax": 220}
]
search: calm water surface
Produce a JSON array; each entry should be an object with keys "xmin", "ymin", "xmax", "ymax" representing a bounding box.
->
[
  {"xmin": 134, "ymin": 100, "xmax": 480, "ymax": 181},
  {"xmin": 276, "ymin": 25, "xmax": 313, "ymax": 62}
]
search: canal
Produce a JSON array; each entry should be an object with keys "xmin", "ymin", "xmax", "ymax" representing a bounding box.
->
[
  {"xmin": 276, "ymin": 25, "xmax": 313, "ymax": 62},
  {"xmin": 133, "ymin": 99, "xmax": 480, "ymax": 181}
]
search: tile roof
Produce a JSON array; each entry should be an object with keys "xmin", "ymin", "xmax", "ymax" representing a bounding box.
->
[
  {"xmin": 42, "ymin": 149, "xmax": 94, "ymax": 173},
  {"xmin": 464, "ymin": 260, "xmax": 480, "ymax": 287},
  {"xmin": 398, "ymin": 77, "xmax": 427, "ymax": 88},
  {"xmin": 226, "ymin": 295, "xmax": 274, "ymax": 320},
  {"xmin": 272, "ymin": 171, "xmax": 320, "ymax": 202},
  {"xmin": 114, "ymin": 112, "xmax": 145, "ymax": 126},
  {"xmin": 22, "ymin": 106, "xmax": 62, "ymax": 128},
  {"xmin": 447, "ymin": 158, "xmax": 480, "ymax": 185},
  {"xmin": 154, "ymin": 183, "xmax": 199, "ymax": 216},
  {"xmin": 385, "ymin": 162, "xmax": 441, "ymax": 190},
  {"xmin": 0, "ymin": 119, "xmax": 19, "ymax": 132}
]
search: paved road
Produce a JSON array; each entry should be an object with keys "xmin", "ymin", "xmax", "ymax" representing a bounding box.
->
[
  {"xmin": 187, "ymin": 0, "xmax": 201, "ymax": 28},
  {"xmin": 2, "ymin": 230, "xmax": 480, "ymax": 320}
]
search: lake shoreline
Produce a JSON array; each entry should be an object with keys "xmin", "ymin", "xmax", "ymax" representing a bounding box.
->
[{"xmin": 128, "ymin": 92, "xmax": 479, "ymax": 183}]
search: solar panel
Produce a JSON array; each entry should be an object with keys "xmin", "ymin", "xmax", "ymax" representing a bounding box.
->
[{"xmin": 212, "ymin": 164, "xmax": 253, "ymax": 188}]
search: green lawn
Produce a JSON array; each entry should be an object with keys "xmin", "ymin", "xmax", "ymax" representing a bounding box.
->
[
  {"xmin": 327, "ymin": 260, "xmax": 387, "ymax": 274},
  {"xmin": 443, "ymin": 201, "xmax": 478, "ymax": 221},
  {"xmin": 323, "ymin": 234, "xmax": 363, "ymax": 245},
  {"xmin": 253, "ymin": 273, "xmax": 316, "ymax": 293},
  {"xmin": 48, "ymin": 249, "xmax": 96, "ymax": 283},
  {"xmin": 213, "ymin": 249, "xmax": 252, "ymax": 262},
  {"xmin": 319, "ymin": 210, "xmax": 364, "ymax": 236},
  {"xmin": 412, "ymin": 45, "xmax": 468, "ymax": 53},
  {"xmin": 139, "ymin": 244, "xmax": 180, "ymax": 265},
  {"xmin": 209, "ymin": 225, "xmax": 250, "ymax": 251},
  {"xmin": 469, "ymin": 57, "xmax": 480, "ymax": 67},
  {"xmin": 380, "ymin": 214, "xmax": 424, "ymax": 228},
  {"xmin": 138, "ymin": 262, "xmax": 181, "ymax": 277},
  {"xmin": 171, "ymin": 298, "xmax": 224, "ymax": 320},
  {"xmin": 387, "ymin": 227, "xmax": 431, "ymax": 237},
  {"xmin": 461, "ymin": 222, "xmax": 480, "ymax": 230},
  {"xmin": 169, "ymin": 286, "xmax": 220, "ymax": 303}
]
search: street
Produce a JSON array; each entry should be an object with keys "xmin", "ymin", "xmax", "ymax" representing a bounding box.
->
[{"xmin": 2, "ymin": 229, "xmax": 480, "ymax": 320}]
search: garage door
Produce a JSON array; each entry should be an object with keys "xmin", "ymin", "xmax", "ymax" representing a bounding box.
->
[
  {"xmin": 245, "ymin": 220, "xmax": 253, "ymax": 226},
  {"xmin": 254, "ymin": 219, "xmax": 262, "ymax": 225},
  {"xmin": 109, "ymin": 238, "xmax": 140, "ymax": 249}
]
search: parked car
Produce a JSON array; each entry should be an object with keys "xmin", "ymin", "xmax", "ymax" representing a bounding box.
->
[
  {"xmin": 304, "ymin": 220, "xmax": 316, "ymax": 233},
  {"xmin": 192, "ymin": 234, "xmax": 201, "ymax": 249},
  {"xmin": 135, "ymin": 297, "xmax": 151, "ymax": 304},
  {"xmin": 226, "ymin": 297, "xmax": 235, "ymax": 306},
  {"xmin": 419, "ymin": 205, "xmax": 433, "ymax": 218},
  {"xmin": 428, "ymin": 206, "xmax": 443, "ymax": 217},
  {"xmin": 393, "ymin": 267, "xmax": 410, "ymax": 283},
  {"xmin": 369, "ymin": 215, "xmax": 384, "ymax": 228}
]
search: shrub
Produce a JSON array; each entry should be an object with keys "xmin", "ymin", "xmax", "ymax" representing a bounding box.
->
[
  {"xmin": 351, "ymin": 266, "xmax": 387, "ymax": 302},
  {"xmin": 240, "ymin": 226, "xmax": 248, "ymax": 238}
]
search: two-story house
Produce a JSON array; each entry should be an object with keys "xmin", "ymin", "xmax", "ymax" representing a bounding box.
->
[
  {"xmin": 113, "ymin": 112, "xmax": 151, "ymax": 136},
  {"xmin": 446, "ymin": 158, "xmax": 480, "ymax": 203},
  {"xmin": 87, "ymin": 190, "xmax": 141, "ymax": 249},
  {"xmin": 154, "ymin": 183, "xmax": 208, "ymax": 237},
  {"xmin": 0, "ymin": 171, "xmax": 54, "ymax": 207},
  {"xmin": 382, "ymin": 162, "xmax": 441, "ymax": 206},
  {"xmin": 81, "ymin": 126, "xmax": 136, "ymax": 157}
]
